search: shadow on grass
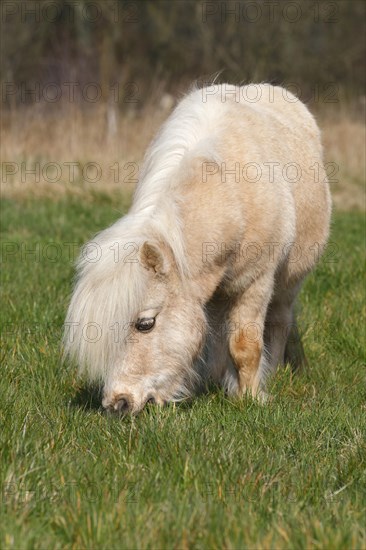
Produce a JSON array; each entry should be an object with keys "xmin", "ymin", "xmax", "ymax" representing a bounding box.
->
[{"xmin": 71, "ymin": 384, "xmax": 103, "ymax": 412}]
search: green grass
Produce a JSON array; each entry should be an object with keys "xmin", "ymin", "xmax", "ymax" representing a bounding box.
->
[{"xmin": 1, "ymin": 194, "xmax": 365, "ymax": 549}]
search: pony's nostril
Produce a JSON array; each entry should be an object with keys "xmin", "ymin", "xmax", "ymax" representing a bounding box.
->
[
  {"xmin": 146, "ymin": 396, "xmax": 156, "ymax": 405},
  {"xmin": 114, "ymin": 396, "xmax": 130, "ymax": 413}
]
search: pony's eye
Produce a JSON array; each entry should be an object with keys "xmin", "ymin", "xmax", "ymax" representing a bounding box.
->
[{"xmin": 135, "ymin": 317, "xmax": 155, "ymax": 332}]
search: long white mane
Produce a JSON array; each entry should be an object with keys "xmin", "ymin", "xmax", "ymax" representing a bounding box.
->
[{"xmin": 63, "ymin": 85, "xmax": 226, "ymax": 381}]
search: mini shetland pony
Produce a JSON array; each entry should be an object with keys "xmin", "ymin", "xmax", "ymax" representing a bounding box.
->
[{"xmin": 64, "ymin": 84, "xmax": 331, "ymax": 414}]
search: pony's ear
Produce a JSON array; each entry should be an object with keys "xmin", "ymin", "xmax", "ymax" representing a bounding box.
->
[{"xmin": 140, "ymin": 242, "xmax": 169, "ymax": 275}]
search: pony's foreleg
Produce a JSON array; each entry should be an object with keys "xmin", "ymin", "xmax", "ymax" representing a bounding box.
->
[{"xmin": 228, "ymin": 272, "xmax": 275, "ymax": 398}]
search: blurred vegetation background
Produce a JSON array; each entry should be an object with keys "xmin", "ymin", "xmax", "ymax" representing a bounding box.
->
[
  {"xmin": 1, "ymin": 0, "xmax": 365, "ymax": 208},
  {"xmin": 2, "ymin": 0, "xmax": 365, "ymax": 103}
]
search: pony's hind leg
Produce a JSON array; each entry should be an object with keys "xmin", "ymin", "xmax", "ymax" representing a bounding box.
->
[
  {"xmin": 228, "ymin": 271, "xmax": 275, "ymax": 398},
  {"xmin": 283, "ymin": 317, "xmax": 308, "ymax": 371},
  {"xmin": 264, "ymin": 282, "xmax": 307, "ymax": 373},
  {"xmin": 205, "ymin": 288, "xmax": 238, "ymax": 392}
]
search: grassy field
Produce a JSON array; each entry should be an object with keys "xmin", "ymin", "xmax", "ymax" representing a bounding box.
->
[{"xmin": 1, "ymin": 193, "xmax": 365, "ymax": 549}]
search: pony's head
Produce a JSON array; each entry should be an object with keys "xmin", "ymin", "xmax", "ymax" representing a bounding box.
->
[{"xmin": 64, "ymin": 221, "xmax": 207, "ymax": 414}]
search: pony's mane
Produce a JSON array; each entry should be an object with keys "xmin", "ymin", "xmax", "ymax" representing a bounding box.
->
[
  {"xmin": 64, "ymin": 85, "xmax": 225, "ymax": 381},
  {"xmin": 132, "ymin": 85, "xmax": 223, "ymax": 272}
]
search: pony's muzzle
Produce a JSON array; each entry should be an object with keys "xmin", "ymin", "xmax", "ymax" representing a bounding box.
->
[{"xmin": 103, "ymin": 390, "xmax": 166, "ymax": 415}]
